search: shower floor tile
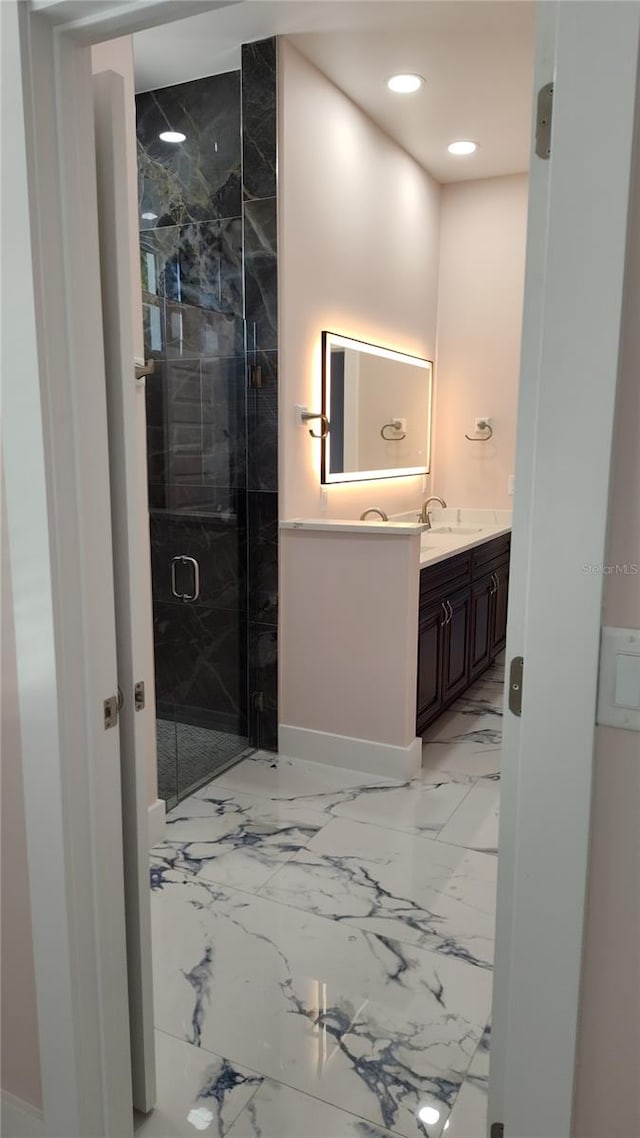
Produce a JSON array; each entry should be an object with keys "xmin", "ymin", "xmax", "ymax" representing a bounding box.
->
[{"xmin": 156, "ymin": 719, "xmax": 249, "ymax": 807}]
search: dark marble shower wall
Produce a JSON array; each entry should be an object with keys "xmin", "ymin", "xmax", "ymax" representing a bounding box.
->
[
  {"xmin": 243, "ymin": 38, "xmax": 278, "ymax": 751},
  {"xmin": 137, "ymin": 38, "xmax": 278, "ymax": 756}
]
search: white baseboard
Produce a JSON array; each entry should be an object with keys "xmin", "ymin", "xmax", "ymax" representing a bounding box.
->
[
  {"xmin": 278, "ymin": 724, "xmax": 422, "ymax": 779},
  {"xmin": 1, "ymin": 1092, "xmax": 44, "ymax": 1138},
  {"xmin": 148, "ymin": 797, "xmax": 166, "ymax": 847}
]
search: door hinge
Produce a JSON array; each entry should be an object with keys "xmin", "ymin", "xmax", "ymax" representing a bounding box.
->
[
  {"xmin": 508, "ymin": 656, "xmax": 524, "ymax": 716},
  {"xmin": 490, "ymin": 1124, "xmax": 504, "ymax": 1138},
  {"xmin": 252, "ymin": 691, "xmax": 265, "ymax": 713},
  {"xmin": 249, "ymin": 363, "xmax": 263, "ymax": 389},
  {"xmin": 535, "ymin": 82, "xmax": 553, "ymax": 159},
  {"xmin": 134, "ymin": 680, "xmax": 146, "ymax": 711}
]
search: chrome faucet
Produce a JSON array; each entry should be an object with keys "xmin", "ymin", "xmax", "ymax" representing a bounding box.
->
[
  {"xmin": 360, "ymin": 507, "xmax": 388, "ymax": 521},
  {"xmin": 420, "ymin": 496, "xmax": 447, "ymax": 526}
]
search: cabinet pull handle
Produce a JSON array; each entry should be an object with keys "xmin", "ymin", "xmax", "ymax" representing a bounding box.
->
[
  {"xmin": 440, "ymin": 602, "xmax": 449, "ymax": 627},
  {"xmin": 493, "ymin": 572, "xmax": 499, "ymax": 594}
]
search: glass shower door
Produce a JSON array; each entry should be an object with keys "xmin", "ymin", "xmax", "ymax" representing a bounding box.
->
[{"xmin": 146, "ymin": 346, "xmax": 250, "ymax": 809}]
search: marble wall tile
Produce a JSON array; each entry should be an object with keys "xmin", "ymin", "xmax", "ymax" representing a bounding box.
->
[
  {"xmin": 248, "ymin": 492, "xmax": 278, "ymax": 624},
  {"xmin": 164, "ymin": 301, "xmax": 244, "ymax": 361},
  {"xmin": 244, "ymin": 197, "xmax": 278, "ymax": 352},
  {"xmin": 153, "ymin": 601, "xmax": 247, "ymax": 730},
  {"xmin": 247, "ymin": 350, "xmax": 278, "ymax": 491},
  {"xmin": 140, "ymin": 52, "xmax": 279, "ymax": 788},
  {"xmin": 150, "ymin": 512, "xmax": 246, "ymax": 612},
  {"xmin": 136, "ymin": 71, "xmax": 242, "ymax": 227},
  {"xmin": 241, "ymin": 39, "xmax": 277, "ymax": 202},
  {"xmin": 159, "ymin": 484, "xmax": 241, "ymax": 516},
  {"xmin": 142, "ymin": 291, "xmax": 164, "ymax": 357},
  {"xmin": 141, "ymin": 220, "xmax": 243, "ymax": 314},
  {"xmin": 201, "ymin": 356, "xmax": 246, "ymax": 488},
  {"xmin": 146, "ymin": 427, "xmax": 168, "ymax": 486},
  {"xmin": 249, "ymin": 622, "xmax": 278, "ymax": 752}
]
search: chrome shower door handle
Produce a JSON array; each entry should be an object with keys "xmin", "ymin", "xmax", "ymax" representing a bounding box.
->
[{"xmin": 170, "ymin": 555, "xmax": 200, "ymax": 603}]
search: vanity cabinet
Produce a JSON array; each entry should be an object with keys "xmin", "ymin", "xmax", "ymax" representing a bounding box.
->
[{"xmin": 416, "ymin": 534, "xmax": 510, "ymax": 734}]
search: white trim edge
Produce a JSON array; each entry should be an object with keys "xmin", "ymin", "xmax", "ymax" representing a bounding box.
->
[
  {"xmin": 1, "ymin": 1092, "xmax": 44, "ymax": 1138},
  {"xmin": 279, "ymin": 724, "xmax": 422, "ymax": 779},
  {"xmin": 147, "ymin": 798, "xmax": 166, "ymax": 847}
]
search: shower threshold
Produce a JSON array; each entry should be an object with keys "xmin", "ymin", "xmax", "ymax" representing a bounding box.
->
[{"xmin": 156, "ymin": 718, "xmax": 254, "ymax": 810}]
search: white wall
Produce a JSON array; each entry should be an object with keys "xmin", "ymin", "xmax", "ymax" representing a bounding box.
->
[
  {"xmin": 278, "ymin": 38, "xmax": 440, "ymax": 521},
  {"xmin": 572, "ymin": 90, "xmax": 640, "ymax": 1138},
  {"xmin": 280, "ymin": 528, "xmax": 421, "ymax": 756},
  {"xmin": 1, "ymin": 464, "xmax": 43, "ymax": 1112},
  {"xmin": 434, "ymin": 174, "xmax": 528, "ymax": 509},
  {"xmin": 92, "ymin": 37, "xmax": 158, "ymax": 808}
]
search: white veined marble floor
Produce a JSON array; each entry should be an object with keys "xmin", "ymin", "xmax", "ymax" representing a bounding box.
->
[{"xmin": 138, "ymin": 658, "xmax": 504, "ymax": 1138}]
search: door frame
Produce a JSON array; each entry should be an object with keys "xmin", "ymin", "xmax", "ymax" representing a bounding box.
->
[{"xmin": 3, "ymin": 2, "xmax": 639, "ymax": 1137}]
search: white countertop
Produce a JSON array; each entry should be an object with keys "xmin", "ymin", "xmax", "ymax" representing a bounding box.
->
[
  {"xmin": 412, "ymin": 507, "xmax": 511, "ymax": 566},
  {"xmin": 419, "ymin": 523, "xmax": 511, "ymax": 567},
  {"xmin": 280, "ymin": 518, "xmax": 428, "ymax": 536},
  {"xmin": 279, "ymin": 508, "xmax": 511, "ymax": 559}
]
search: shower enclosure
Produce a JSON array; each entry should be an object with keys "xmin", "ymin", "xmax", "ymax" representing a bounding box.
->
[{"xmin": 137, "ymin": 42, "xmax": 278, "ymax": 807}]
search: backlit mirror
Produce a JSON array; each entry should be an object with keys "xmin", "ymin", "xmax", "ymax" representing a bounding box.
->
[{"xmin": 321, "ymin": 332, "xmax": 433, "ymax": 484}]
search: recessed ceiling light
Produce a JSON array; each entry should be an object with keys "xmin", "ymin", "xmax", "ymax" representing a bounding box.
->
[
  {"xmin": 141, "ymin": 211, "xmax": 158, "ymax": 221},
  {"xmin": 387, "ymin": 74, "xmax": 423, "ymax": 94},
  {"xmin": 159, "ymin": 130, "xmax": 186, "ymax": 143},
  {"xmin": 448, "ymin": 140, "xmax": 478, "ymax": 156}
]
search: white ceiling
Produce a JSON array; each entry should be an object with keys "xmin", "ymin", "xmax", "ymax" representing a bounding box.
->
[{"xmin": 134, "ymin": 0, "xmax": 536, "ymax": 184}]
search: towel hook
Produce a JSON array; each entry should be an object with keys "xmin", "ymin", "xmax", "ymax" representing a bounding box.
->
[{"xmin": 301, "ymin": 411, "xmax": 330, "ymax": 439}]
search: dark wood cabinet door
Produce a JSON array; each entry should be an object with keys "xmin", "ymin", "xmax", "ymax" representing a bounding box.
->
[
  {"xmin": 470, "ymin": 575, "xmax": 493, "ymax": 680},
  {"xmin": 491, "ymin": 561, "xmax": 510, "ymax": 654},
  {"xmin": 443, "ymin": 586, "xmax": 471, "ymax": 703},
  {"xmin": 416, "ymin": 601, "xmax": 446, "ymax": 733}
]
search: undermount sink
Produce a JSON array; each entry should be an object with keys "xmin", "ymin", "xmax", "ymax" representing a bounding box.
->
[{"xmin": 427, "ymin": 524, "xmax": 484, "ymax": 535}]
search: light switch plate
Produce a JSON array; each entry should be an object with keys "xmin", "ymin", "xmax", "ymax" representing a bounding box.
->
[{"xmin": 597, "ymin": 626, "xmax": 640, "ymax": 731}]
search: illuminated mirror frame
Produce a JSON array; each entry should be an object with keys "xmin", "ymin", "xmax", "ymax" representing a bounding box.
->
[{"xmin": 321, "ymin": 331, "xmax": 433, "ymax": 484}]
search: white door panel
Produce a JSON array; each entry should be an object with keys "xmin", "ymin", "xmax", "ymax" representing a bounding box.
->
[
  {"xmin": 93, "ymin": 68, "xmax": 157, "ymax": 1114},
  {"xmin": 489, "ymin": 4, "xmax": 640, "ymax": 1137}
]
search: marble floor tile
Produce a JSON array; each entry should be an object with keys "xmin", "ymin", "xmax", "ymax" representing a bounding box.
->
[
  {"xmin": 453, "ymin": 684, "xmax": 504, "ymax": 717},
  {"xmin": 201, "ymin": 752, "xmax": 471, "ymax": 838},
  {"xmin": 135, "ymin": 1030, "xmax": 262, "ymax": 1138},
  {"xmin": 260, "ymin": 818, "xmax": 497, "ymax": 970},
  {"xmin": 437, "ymin": 781, "xmax": 500, "ymax": 855},
  {"xmin": 330, "ymin": 777, "xmax": 473, "ymax": 839},
  {"xmin": 420, "ymin": 743, "xmax": 501, "ymax": 781},
  {"xmin": 150, "ymin": 789, "xmax": 328, "ymax": 893},
  {"xmin": 226, "ymin": 1079, "xmax": 399, "ymax": 1138},
  {"xmin": 444, "ymin": 1025, "xmax": 490, "ymax": 1137},
  {"xmin": 203, "ymin": 751, "xmax": 404, "ymax": 813},
  {"xmin": 151, "ymin": 876, "xmax": 492, "ymax": 1138},
  {"xmin": 421, "ymin": 700, "xmax": 502, "ymax": 780}
]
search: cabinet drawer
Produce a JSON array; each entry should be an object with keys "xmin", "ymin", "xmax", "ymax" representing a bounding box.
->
[
  {"xmin": 472, "ymin": 534, "xmax": 511, "ymax": 577},
  {"xmin": 420, "ymin": 552, "xmax": 471, "ymax": 607}
]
